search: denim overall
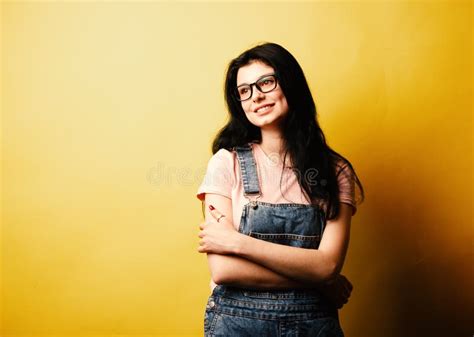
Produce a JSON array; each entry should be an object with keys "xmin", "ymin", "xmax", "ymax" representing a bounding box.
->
[{"xmin": 204, "ymin": 143, "xmax": 344, "ymax": 337}]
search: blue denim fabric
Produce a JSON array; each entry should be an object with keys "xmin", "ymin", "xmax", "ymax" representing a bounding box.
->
[{"xmin": 204, "ymin": 143, "xmax": 344, "ymax": 337}]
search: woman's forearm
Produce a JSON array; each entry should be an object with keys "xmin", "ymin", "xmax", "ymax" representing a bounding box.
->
[
  {"xmin": 231, "ymin": 204, "xmax": 352, "ymax": 284},
  {"xmin": 207, "ymin": 253, "xmax": 319, "ymax": 290},
  {"xmin": 207, "ymin": 253, "xmax": 352, "ymax": 309},
  {"xmin": 235, "ymin": 235, "xmax": 336, "ymax": 283}
]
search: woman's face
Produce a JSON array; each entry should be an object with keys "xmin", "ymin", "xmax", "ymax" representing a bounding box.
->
[{"xmin": 236, "ymin": 61, "xmax": 289, "ymax": 130}]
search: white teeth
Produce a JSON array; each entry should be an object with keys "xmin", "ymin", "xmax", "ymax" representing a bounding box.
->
[{"xmin": 257, "ymin": 105, "xmax": 272, "ymax": 113}]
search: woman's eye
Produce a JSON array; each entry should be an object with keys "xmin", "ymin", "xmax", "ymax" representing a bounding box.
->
[{"xmin": 260, "ymin": 78, "xmax": 274, "ymax": 87}]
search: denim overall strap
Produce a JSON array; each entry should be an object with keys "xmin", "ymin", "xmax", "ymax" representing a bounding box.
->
[{"xmin": 234, "ymin": 143, "xmax": 261, "ymax": 197}]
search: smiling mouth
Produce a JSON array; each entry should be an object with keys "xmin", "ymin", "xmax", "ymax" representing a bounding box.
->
[{"xmin": 255, "ymin": 104, "xmax": 275, "ymax": 113}]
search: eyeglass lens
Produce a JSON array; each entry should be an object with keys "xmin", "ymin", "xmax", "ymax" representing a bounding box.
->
[{"xmin": 237, "ymin": 75, "xmax": 277, "ymax": 101}]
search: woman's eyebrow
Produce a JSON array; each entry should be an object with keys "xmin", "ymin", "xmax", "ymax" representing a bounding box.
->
[{"xmin": 237, "ymin": 73, "xmax": 274, "ymax": 87}]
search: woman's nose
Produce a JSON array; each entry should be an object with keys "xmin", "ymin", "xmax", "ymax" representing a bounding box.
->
[{"xmin": 251, "ymin": 85, "xmax": 265, "ymax": 101}]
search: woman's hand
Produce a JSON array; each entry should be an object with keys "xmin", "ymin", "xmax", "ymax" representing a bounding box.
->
[
  {"xmin": 318, "ymin": 274, "xmax": 353, "ymax": 309},
  {"xmin": 198, "ymin": 205, "xmax": 241, "ymax": 255}
]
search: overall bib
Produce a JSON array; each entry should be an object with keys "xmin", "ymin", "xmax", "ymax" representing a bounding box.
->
[{"xmin": 204, "ymin": 143, "xmax": 344, "ymax": 337}]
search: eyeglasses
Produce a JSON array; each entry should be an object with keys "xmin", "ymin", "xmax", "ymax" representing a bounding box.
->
[{"xmin": 235, "ymin": 74, "xmax": 278, "ymax": 101}]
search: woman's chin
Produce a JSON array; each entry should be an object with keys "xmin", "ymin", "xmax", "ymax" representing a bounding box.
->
[
  {"xmin": 250, "ymin": 114, "xmax": 287, "ymax": 129},
  {"xmin": 250, "ymin": 118, "xmax": 273, "ymax": 128}
]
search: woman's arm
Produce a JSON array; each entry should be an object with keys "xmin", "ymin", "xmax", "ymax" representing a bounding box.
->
[
  {"xmin": 208, "ymin": 253, "xmax": 353, "ymax": 308},
  {"xmin": 207, "ymin": 253, "xmax": 317, "ymax": 290},
  {"xmin": 234, "ymin": 203, "xmax": 351, "ymax": 283},
  {"xmin": 199, "ymin": 193, "xmax": 352, "ymax": 284},
  {"xmin": 202, "ymin": 193, "xmax": 316, "ymax": 289}
]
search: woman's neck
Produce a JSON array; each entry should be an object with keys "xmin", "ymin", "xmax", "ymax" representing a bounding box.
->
[
  {"xmin": 260, "ymin": 127, "xmax": 284, "ymax": 155},
  {"xmin": 258, "ymin": 127, "xmax": 293, "ymax": 168}
]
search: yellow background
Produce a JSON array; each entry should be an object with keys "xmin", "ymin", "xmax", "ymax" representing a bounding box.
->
[{"xmin": 1, "ymin": 1, "xmax": 472, "ymax": 336}]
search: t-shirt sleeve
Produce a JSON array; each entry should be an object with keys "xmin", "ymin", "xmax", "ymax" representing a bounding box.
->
[
  {"xmin": 337, "ymin": 162, "xmax": 357, "ymax": 216},
  {"xmin": 196, "ymin": 149, "xmax": 234, "ymax": 201}
]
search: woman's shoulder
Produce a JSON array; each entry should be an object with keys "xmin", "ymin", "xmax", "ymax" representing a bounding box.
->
[
  {"xmin": 211, "ymin": 142, "xmax": 256, "ymax": 160},
  {"xmin": 205, "ymin": 147, "xmax": 238, "ymax": 174},
  {"xmin": 333, "ymin": 156, "xmax": 354, "ymax": 176},
  {"xmin": 197, "ymin": 148, "xmax": 237, "ymax": 201},
  {"xmin": 214, "ymin": 147, "xmax": 234, "ymax": 156},
  {"xmin": 211, "ymin": 147, "xmax": 237, "ymax": 162}
]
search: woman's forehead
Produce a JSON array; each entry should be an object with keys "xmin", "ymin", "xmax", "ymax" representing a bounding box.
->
[{"xmin": 236, "ymin": 61, "xmax": 274, "ymax": 86}]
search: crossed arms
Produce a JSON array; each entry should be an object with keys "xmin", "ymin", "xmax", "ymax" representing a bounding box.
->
[{"xmin": 198, "ymin": 192, "xmax": 353, "ymax": 293}]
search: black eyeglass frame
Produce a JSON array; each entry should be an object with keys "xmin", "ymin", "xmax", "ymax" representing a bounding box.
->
[{"xmin": 235, "ymin": 73, "xmax": 278, "ymax": 102}]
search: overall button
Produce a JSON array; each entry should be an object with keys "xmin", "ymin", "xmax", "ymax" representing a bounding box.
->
[{"xmin": 207, "ymin": 300, "xmax": 215, "ymax": 309}]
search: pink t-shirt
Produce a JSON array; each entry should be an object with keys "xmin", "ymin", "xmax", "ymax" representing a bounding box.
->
[{"xmin": 197, "ymin": 142, "xmax": 357, "ymax": 229}]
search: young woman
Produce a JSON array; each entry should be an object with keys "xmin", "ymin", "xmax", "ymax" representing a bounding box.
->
[{"xmin": 196, "ymin": 42, "xmax": 364, "ymax": 337}]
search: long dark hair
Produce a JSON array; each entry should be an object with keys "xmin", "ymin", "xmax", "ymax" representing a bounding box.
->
[{"xmin": 211, "ymin": 42, "xmax": 364, "ymax": 220}]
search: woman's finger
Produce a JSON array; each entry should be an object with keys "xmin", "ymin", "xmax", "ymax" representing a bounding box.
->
[
  {"xmin": 345, "ymin": 282, "xmax": 353, "ymax": 294},
  {"xmin": 343, "ymin": 287, "xmax": 350, "ymax": 297},
  {"xmin": 208, "ymin": 205, "xmax": 229, "ymax": 224},
  {"xmin": 208, "ymin": 205, "xmax": 222, "ymax": 219},
  {"xmin": 342, "ymin": 276, "xmax": 353, "ymax": 291}
]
